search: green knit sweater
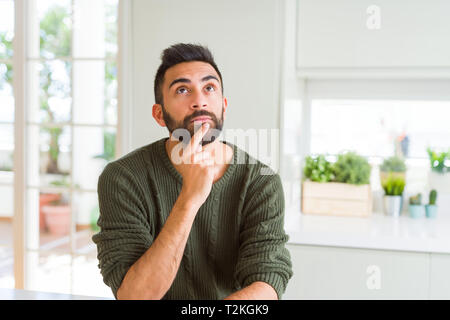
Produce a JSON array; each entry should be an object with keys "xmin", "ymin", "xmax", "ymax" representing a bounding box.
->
[{"xmin": 92, "ymin": 137, "xmax": 293, "ymax": 300}]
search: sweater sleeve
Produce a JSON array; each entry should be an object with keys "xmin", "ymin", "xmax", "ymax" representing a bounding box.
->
[
  {"xmin": 92, "ymin": 162, "xmax": 154, "ymax": 299},
  {"xmin": 234, "ymin": 169, "xmax": 293, "ymax": 299}
]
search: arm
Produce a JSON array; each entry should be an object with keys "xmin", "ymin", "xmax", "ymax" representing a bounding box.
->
[
  {"xmin": 117, "ymin": 193, "xmax": 199, "ymax": 300},
  {"xmin": 224, "ymin": 281, "xmax": 278, "ymax": 300},
  {"xmin": 232, "ymin": 171, "xmax": 293, "ymax": 300}
]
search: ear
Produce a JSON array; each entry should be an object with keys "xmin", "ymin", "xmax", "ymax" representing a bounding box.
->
[
  {"xmin": 222, "ymin": 97, "xmax": 228, "ymax": 120},
  {"xmin": 152, "ymin": 104, "xmax": 166, "ymax": 127}
]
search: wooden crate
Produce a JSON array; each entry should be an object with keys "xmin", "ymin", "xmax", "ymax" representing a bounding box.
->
[{"xmin": 301, "ymin": 181, "xmax": 373, "ymax": 217}]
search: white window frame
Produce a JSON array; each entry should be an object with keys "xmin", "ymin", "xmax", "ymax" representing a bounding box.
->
[{"xmin": 12, "ymin": 0, "xmax": 131, "ymax": 291}]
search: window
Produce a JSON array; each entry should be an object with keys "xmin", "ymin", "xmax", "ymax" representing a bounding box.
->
[
  {"xmin": 4, "ymin": 0, "xmax": 119, "ymax": 298},
  {"xmin": 0, "ymin": 0, "xmax": 15, "ymax": 289},
  {"xmin": 305, "ymin": 80, "xmax": 450, "ymax": 199},
  {"xmin": 311, "ymin": 99, "xmax": 450, "ymax": 160}
]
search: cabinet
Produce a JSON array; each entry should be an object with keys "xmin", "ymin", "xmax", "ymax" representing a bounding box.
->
[
  {"xmin": 297, "ymin": 0, "xmax": 450, "ymax": 70},
  {"xmin": 283, "ymin": 244, "xmax": 431, "ymax": 299},
  {"xmin": 429, "ymin": 254, "xmax": 450, "ymax": 299}
]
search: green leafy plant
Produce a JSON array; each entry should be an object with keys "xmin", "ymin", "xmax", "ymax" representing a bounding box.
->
[
  {"xmin": 380, "ymin": 156, "xmax": 406, "ymax": 173},
  {"xmin": 429, "ymin": 189, "xmax": 437, "ymax": 206},
  {"xmin": 48, "ymin": 177, "xmax": 79, "ymax": 205},
  {"xmin": 427, "ymin": 147, "xmax": 450, "ymax": 173},
  {"xmin": 333, "ymin": 152, "xmax": 371, "ymax": 185},
  {"xmin": 409, "ymin": 193, "xmax": 422, "ymax": 205},
  {"xmin": 0, "ymin": 32, "xmax": 13, "ymax": 90},
  {"xmin": 382, "ymin": 173, "xmax": 406, "ymax": 196},
  {"xmin": 90, "ymin": 205, "xmax": 100, "ymax": 232},
  {"xmin": 93, "ymin": 131, "xmax": 116, "ymax": 163},
  {"xmin": 303, "ymin": 155, "xmax": 335, "ymax": 183},
  {"xmin": 39, "ymin": 5, "xmax": 71, "ymax": 174}
]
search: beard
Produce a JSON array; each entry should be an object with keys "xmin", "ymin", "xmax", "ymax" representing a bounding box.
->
[{"xmin": 161, "ymin": 103, "xmax": 224, "ymax": 146}]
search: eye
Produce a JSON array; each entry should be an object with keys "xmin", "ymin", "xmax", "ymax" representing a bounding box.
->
[
  {"xmin": 205, "ymin": 85, "xmax": 215, "ymax": 92},
  {"xmin": 176, "ymin": 87, "xmax": 189, "ymax": 94}
]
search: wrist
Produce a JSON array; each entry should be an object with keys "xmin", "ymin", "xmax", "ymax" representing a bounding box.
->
[{"xmin": 176, "ymin": 191, "xmax": 202, "ymax": 212}]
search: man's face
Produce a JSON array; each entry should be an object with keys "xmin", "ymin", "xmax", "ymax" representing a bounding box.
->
[{"xmin": 157, "ymin": 61, "xmax": 227, "ymax": 146}]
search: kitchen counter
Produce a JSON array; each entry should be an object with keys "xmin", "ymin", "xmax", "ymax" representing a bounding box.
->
[{"xmin": 284, "ymin": 209, "xmax": 450, "ymax": 254}]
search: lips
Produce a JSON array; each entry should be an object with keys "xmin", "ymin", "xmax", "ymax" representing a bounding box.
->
[{"xmin": 190, "ymin": 116, "xmax": 211, "ymax": 123}]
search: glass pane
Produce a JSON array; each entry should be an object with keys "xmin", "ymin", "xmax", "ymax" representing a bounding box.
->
[
  {"xmin": 0, "ymin": 124, "xmax": 13, "ymax": 171},
  {"xmin": 28, "ymin": 61, "xmax": 72, "ymax": 124},
  {"xmin": 105, "ymin": 0, "xmax": 118, "ymax": 58},
  {"xmin": 0, "ymin": 129, "xmax": 13, "ymax": 286},
  {"xmin": 0, "ymin": 0, "xmax": 14, "ymax": 60},
  {"xmin": 0, "ymin": 63, "xmax": 14, "ymax": 122},
  {"xmin": 26, "ymin": 125, "xmax": 72, "ymax": 188},
  {"xmin": 73, "ymin": 126, "xmax": 115, "ymax": 190},
  {"xmin": 73, "ymin": 61, "xmax": 105, "ymax": 125},
  {"xmin": 105, "ymin": 60, "xmax": 118, "ymax": 125},
  {"xmin": 73, "ymin": 0, "xmax": 118, "ymax": 58},
  {"xmin": 73, "ymin": 191, "xmax": 98, "ymax": 254},
  {"xmin": 73, "ymin": 60, "xmax": 117, "ymax": 126},
  {"xmin": 29, "ymin": 0, "xmax": 72, "ymax": 59},
  {"xmin": 26, "ymin": 251, "xmax": 72, "ymax": 294},
  {"xmin": 39, "ymin": 190, "xmax": 72, "ymax": 250},
  {"xmin": 0, "ymin": 184, "xmax": 13, "ymax": 218},
  {"xmin": 0, "ymin": 245, "xmax": 13, "ymax": 288},
  {"xmin": 73, "ymin": 254, "xmax": 113, "ymax": 298},
  {"xmin": 311, "ymin": 99, "xmax": 450, "ymax": 159}
]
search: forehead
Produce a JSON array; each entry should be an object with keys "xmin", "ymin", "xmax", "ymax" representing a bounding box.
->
[{"xmin": 163, "ymin": 61, "xmax": 220, "ymax": 86}]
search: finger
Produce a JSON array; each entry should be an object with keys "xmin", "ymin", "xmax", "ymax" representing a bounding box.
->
[
  {"xmin": 190, "ymin": 122, "xmax": 210, "ymax": 153},
  {"xmin": 200, "ymin": 137, "xmax": 220, "ymax": 153}
]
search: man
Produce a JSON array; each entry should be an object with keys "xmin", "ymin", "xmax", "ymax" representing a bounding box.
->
[{"xmin": 92, "ymin": 43, "xmax": 293, "ymax": 300}]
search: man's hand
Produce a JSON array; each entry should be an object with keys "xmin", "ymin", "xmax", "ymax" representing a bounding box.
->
[{"xmin": 176, "ymin": 122, "xmax": 219, "ymax": 209}]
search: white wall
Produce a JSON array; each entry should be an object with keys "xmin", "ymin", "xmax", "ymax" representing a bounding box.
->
[{"xmin": 129, "ymin": 0, "xmax": 284, "ymax": 165}]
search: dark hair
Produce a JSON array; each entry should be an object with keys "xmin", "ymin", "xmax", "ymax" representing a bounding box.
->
[{"xmin": 154, "ymin": 43, "xmax": 223, "ymax": 106}]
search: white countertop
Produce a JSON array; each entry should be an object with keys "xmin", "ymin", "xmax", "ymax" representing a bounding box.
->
[
  {"xmin": 285, "ymin": 209, "xmax": 450, "ymax": 254},
  {"xmin": 0, "ymin": 288, "xmax": 113, "ymax": 300}
]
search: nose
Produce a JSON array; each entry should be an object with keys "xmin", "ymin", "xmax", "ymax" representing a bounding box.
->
[{"xmin": 190, "ymin": 88, "xmax": 208, "ymax": 110}]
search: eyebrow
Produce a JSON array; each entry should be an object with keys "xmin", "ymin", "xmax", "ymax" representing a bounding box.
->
[{"xmin": 168, "ymin": 75, "xmax": 220, "ymax": 89}]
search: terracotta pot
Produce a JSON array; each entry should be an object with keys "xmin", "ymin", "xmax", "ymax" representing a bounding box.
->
[
  {"xmin": 41, "ymin": 205, "xmax": 71, "ymax": 236},
  {"xmin": 39, "ymin": 194, "xmax": 61, "ymax": 231}
]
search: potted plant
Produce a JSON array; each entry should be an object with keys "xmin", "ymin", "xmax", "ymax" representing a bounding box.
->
[
  {"xmin": 333, "ymin": 151, "xmax": 372, "ymax": 186},
  {"xmin": 381, "ymin": 173, "xmax": 406, "ymax": 218},
  {"xmin": 379, "ymin": 156, "xmax": 406, "ymax": 186},
  {"xmin": 41, "ymin": 193, "xmax": 71, "ymax": 236},
  {"xmin": 427, "ymin": 147, "xmax": 450, "ymax": 194},
  {"xmin": 302, "ymin": 154, "xmax": 335, "ymax": 183},
  {"xmin": 409, "ymin": 193, "xmax": 425, "ymax": 219},
  {"xmin": 425, "ymin": 189, "xmax": 438, "ymax": 218},
  {"xmin": 41, "ymin": 178, "xmax": 72, "ymax": 236},
  {"xmin": 302, "ymin": 151, "xmax": 372, "ymax": 217},
  {"xmin": 39, "ymin": 193, "xmax": 61, "ymax": 231}
]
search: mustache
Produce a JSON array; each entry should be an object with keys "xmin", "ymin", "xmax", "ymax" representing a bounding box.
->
[{"xmin": 183, "ymin": 110, "xmax": 218, "ymax": 126}]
